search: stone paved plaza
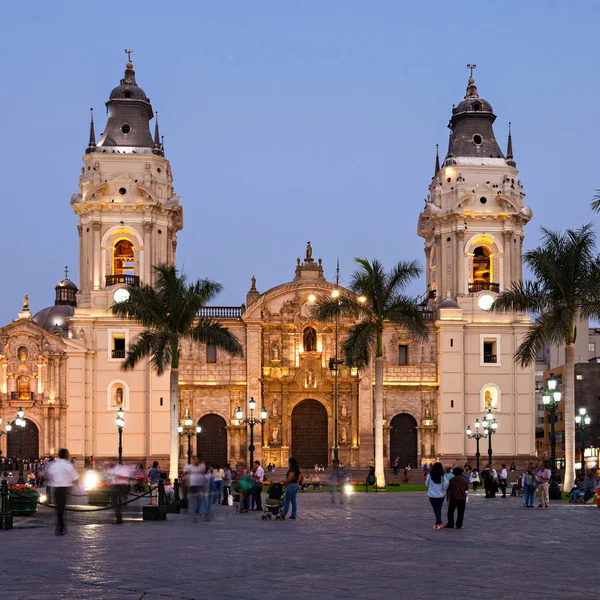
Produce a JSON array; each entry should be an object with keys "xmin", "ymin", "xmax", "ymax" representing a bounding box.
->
[{"xmin": 4, "ymin": 491, "xmax": 600, "ymax": 599}]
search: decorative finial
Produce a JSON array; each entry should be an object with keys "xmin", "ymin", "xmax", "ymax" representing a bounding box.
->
[
  {"xmin": 22, "ymin": 294, "xmax": 29, "ymax": 311},
  {"xmin": 465, "ymin": 64, "xmax": 479, "ymax": 98},
  {"xmin": 86, "ymin": 108, "xmax": 96, "ymax": 154},
  {"xmin": 152, "ymin": 112, "xmax": 163, "ymax": 156},
  {"xmin": 65, "ymin": 266, "xmax": 69, "ymax": 279},
  {"xmin": 251, "ymin": 275, "xmax": 257, "ymax": 291},
  {"xmin": 467, "ymin": 63, "xmax": 476, "ymax": 78},
  {"xmin": 161, "ymin": 135, "xmax": 165, "ymax": 154},
  {"xmin": 434, "ymin": 143, "xmax": 440, "ymax": 175},
  {"xmin": 506, "ymin": 121, "xmax": 515, "ymax": 166},
  {"xmin": 125, "ymin": 48, "xmax": 133, "ymax": 63}
]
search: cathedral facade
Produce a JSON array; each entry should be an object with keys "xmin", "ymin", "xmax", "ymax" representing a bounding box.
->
[{"xmin": 0, "ymin": 60, "xmax": 535, "ymax": 469}]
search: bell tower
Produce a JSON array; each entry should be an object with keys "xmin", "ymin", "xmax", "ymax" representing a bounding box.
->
[
  {"xmin": 417, "ymin": 67, "xmax": 535, "ymax": 463},
  {"xmin": 71, "ymin": 56, "xmax": 183, "ymax": 313}
]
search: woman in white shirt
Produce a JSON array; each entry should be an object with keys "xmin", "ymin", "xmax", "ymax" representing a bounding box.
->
[
  {"xmin": 425, "ymin": 462, "xmax": 449, "ymax": 529},
  {"xmin": 468, "ymin": 470, "xmax": 480, "ymax": 492}
]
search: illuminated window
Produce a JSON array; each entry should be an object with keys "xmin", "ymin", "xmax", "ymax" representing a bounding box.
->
[
  {"xmin": 590, "ymin": 343, "xmax": 596, "ymax": 354},
  {"xmin": 113, "ymin": 240, "xmax": 134, "ymax": 275},
  {"xmin": 472, "ymin": 246, "xmax": 491, "ymax": 284},
  {"xmin": 16, "ymin": 376, "xmax": 30, "ymax": 398}
]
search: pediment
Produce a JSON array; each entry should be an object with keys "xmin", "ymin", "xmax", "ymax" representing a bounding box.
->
[{"xmin": 0, "ymin": 319, "xmax": 66, "ymax": 356}]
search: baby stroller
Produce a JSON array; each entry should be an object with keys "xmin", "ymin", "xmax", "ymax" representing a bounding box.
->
[{"xmin": 262, "ymin": 483, "xmax": 284, "ymax": 520}]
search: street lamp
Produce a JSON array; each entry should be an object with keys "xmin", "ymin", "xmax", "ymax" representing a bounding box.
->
[
  {"xmin": 235, "ymin": 397, "xmax": 267, "ymax": 465},
  {"xmin": 543, "ymin": 377, "xmax": 562, "ymax": 500},
  {"xmin": 115, "ymin": 407, "xmax": 125, "ymax": 464},
  {"xmin": 466, "ymin": 418, "xmax": 487, "ymax": 472},
  {"xmin": 14, "ymin": 408, "xmax": 26, "ymax": 484},
  {"xmin": 328, "ymin": 263, "xmax": 344, "ymax": 465},
  {"xmin": 575, "ymin": 407, "xmax": 591, "ymax": 472},
  {"xmin": 481, "ymin": 409, "xmax": 499, "ymax": 467},
  {"xmin": 178, "ymin": 414, "xmax": 201, "ymax": 464}
]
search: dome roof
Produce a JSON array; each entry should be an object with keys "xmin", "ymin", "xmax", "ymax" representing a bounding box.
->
[
  {"xmin": 32, "ymin": 305, "xmax": 74, "ymax": 336},
  {"xmin": 56, "ymin": 277, "xmax": 77, "ymax": 290},
  {"xmin": 109, "ymin": 83, "xmax": 149, "ymax": 101},
  {"xmin": 439, "ymin": 291, "xmax": 459, "ymax": 309}
]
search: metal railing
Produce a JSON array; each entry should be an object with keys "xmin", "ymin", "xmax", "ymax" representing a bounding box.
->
[
  {"xmin": 112, "ymin": 349, "xmax": 126, "ymax": 359},
  {"xmin": 468, "ymin": 282, "xmax": 499, "ymax": 293},
  {"xmin": 198, "ymin": 306, "xmax": 244, "ymax": 319},
  {"xmin": 10, "ymin": 392, "xmax": 34, "ymax": 400},
  {"xmin": 483, "ymin": 354, "xmax": 497, "ymax": 364},
  {"xmin": 106, "ymin": 274, "xmax": 139, "ymax": 287}
]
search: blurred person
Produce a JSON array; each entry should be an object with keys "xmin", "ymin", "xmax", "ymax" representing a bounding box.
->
[
  {"xmin": 222, "ymin": 464, "xmax": 232, "ymax": 505},
  {"xmin": 499, "ymin": 464, "xmax": 508, "ymax": 498},
  {"xmin": 200, "ymin": 461, "xmax": 213, "ymax": 520},
  {"xmin": 536, "ymin": 463, "xmax": 551, "ymax": 508},
  {"xmin": 47, "ymin": 448, "xmax": 79, "ymax": 536},
  {"xmin": 522, "ymin": 468, "xmax": 536, "ymax": 507},
  {"xmin": 329, "ymin": 459, "xmax": 344, "ymax": 505},
  {"xmin": 111, "ymin": 460, "xmax": 131, "ymax": 524},
  {"xmin": 213, "ymin": 464, "xmax": 224, "ymax": 504},
  {"xmin": 184, "ymin": 457, "xmax": 204, "ymax": 523},
  {"xmin": 469, "ymin": 469, "xmax": 480, "ymax": 492},
  {"xmin": 251, "ymin": 460, "xmax": 264, "ymax": 511}
]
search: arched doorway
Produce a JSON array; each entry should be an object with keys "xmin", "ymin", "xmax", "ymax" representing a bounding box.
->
[
  {"xmin": 390, "ymin": 414, "xmax": 418, "ymax": 469},
  {"xmin": 196, "ymin": 414, "xmax": 227, "ymax": 466},
  {"xmin": 7, "ymin": 419, "xmax": 39, "ymax": 460},
  {"xmin": 291, "ymin": 399, "xmax": 328, "ymax": 468}
]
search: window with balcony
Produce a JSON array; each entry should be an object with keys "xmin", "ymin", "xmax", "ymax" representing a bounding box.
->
[
  {"xmin": 398, "ymin": 344, "xmax": 408, "ymax": 366},
  {"xmin": 108, "ymin": 330, "xmax": 128, "ymax": 360},
  {"xmin": 480, "ymin": 335, "xmax": 500, "ymax": 366},
  {"xmin": 206, "ymin": 343, "xmax": 217, "ymax": 363},
  {"xmin": 483, "ymin": 341, "xmax": 497, "ymax": 364},
  {"xmin": 107, "ymin": 239, "xmax": 139, "ymax": 287}
]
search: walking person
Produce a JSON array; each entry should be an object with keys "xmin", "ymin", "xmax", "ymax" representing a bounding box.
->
[
  {"xmin": 446, "ymin": 467, "xmax": 468, "ymax": 529},
  {"xmin": 469, "ymin": 469, "xmax": 480, "ymax": 492},
  {"xmin": 222, "ymin": 464, "xmax": 232, "ymax": 505},
  {"xmin": 536, "ymin": 463, "xmax": 551, "ymax": 508},
  {"xmin": 282, "ymin": 457, "xmax": 301, "ymax": 520},
  {"xmin": 212, "ymin": 465, "xmax": 224, "ymax": 504},
  {"xmin": 111, "ymin": 460, "xmax": 130, "ymax": 525},
  {"xmin": 425, "ymin": 462, "xmax": 448, "ymax": 529},
  {"xmin": 46, "ymin": 448, "xmax": 79, "ymax": 536},
  {"xmin": 523, "ymin": 468, "xmax": 536, "ymax": 507},
  {"xmin": 147, "ymin": 461, "xmax": 160, "ymax": 505},
  {"xmin": 251, "ymin": 460, "xmax": 265, "ymax": 511},
  {"xmin": 330, "ymin": 459, "xmax": 344, "ymax": 505},
  {"xmin": 184, "ymin": 457, "xmax": 204, "ymax": 523},
  {"xmin": 499, "ymin": 464, "xmax": 508, "ymax": 498}
]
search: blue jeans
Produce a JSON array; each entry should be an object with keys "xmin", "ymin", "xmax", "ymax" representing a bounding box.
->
[
  {"xmin": 429, "ymin": 497, "xmax": 444, "ymax": 525},
  {"xmin": 213, "ymin": 480, "xmax": 223, "ymax": 504},
  {"xmin": 570, "ymin": 490, "xmax": 584, "ymax": 503},
  {"xmin": 524, "ymin": 484, "xmax": 535, "ymax": 506},
  {"xmin": 189, "ymin": 487, "xmax": 201, "ymax": 520},
  {"xmin": 283, "ymin": 483, "xmax": 299, "ymax": 518}
]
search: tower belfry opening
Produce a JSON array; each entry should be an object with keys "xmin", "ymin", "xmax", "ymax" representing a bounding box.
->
[{"xmin": 113, "ymin": 240, "xmax": 135, "ymax": 275}]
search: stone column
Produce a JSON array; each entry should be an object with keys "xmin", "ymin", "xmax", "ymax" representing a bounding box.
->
[
  {"xmin": 503, "ymin": 231, "xmax": 511, "ymax": 290},
  {"xmin": 92, "ymin": 221, "xmax": 102, "ymax": 290},
  {"xmin": 43, "ymin": 408, "xmax": 49, "ymax": 457},
  {"xmin": 54, "ymin": 359, "xmax": 60, "ymax": 402},
  {"xmin": 351, "ymin": 382, "xmax": 359, "ymax": 447},
  {"xmin": 37, "ymin": 362, "xmax": 43, "ymax": 395},
  {"xmin": 281, "ymin": 383, "xmax": 289, "ymax": 447},
  {"xmin": 143, "ymin": 221, "xmax": 153, "ymax": 284},
  {"xmin": 1, "ymin": 361, "xmax": 7, "ymax": 394}
]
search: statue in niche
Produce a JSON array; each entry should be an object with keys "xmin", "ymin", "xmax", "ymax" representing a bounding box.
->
[
  {"xmin": 271, "ymin": 343, "xmax": 280, "ymax": 361},
  {"xmin": 271, "ymin": 426, "xmax": 279, "ymax": 443},
  {"xmin": 23, "ymin": 294, "xmax": 29, "ymax": 310},
  {"xmin": 340, "ymin": 400, "xmax": 348, "ymax": 417},
  {"xmin": 340, "ymin": 425, "xmax": 347, "ymax": 443},
  {"xmin": 114, "ymin": 387, "xmax": 124, "ymax": 406},
  {"xmin": 306, "ymin": 368, "xmax": 314, "ymax": 386},
  {"xmin": 271, "ymin": 400, "xmax": 279, "ymax": 417},
  {"xmin": 303, "ymin": 327, "xmax": 317, "ymax": 352}
]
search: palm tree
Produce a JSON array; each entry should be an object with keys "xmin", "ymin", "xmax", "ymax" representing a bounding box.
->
[
  {"xmin": 592, "ymin": 191, "xmax": 600, "ymax": 213},
  {"xmin": 111, "ymin": 264, "xmax": 243, "ymax": 480},
  {"xmin": 311, "ymin": 258, "xmax": 429, "ymax": 487},
  {"xmin": 491, "ymin": 224, "xmax": 600, "ymax": 491}
]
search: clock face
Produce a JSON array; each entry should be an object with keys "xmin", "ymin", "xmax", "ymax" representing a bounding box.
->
[
  {"xmin": 478, "ymin": 294, "xmax": 494, "ymax": 311},
  {"xmin": 113, "ymin": 288, "xmax": 131, "ymax": 304}
]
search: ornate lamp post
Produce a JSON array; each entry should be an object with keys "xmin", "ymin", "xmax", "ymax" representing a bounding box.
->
[
  {"xmin": 328, "ymin": 265, "xmax": 345, "ymax": 465},
  {"xmin": 115, "ymin": 407, "xmax": 125, "ymax": 464},
  {"xmin": 481, "ymin": 409, "xmax": 498, "ymax": 467},
  {"xmin": 235, "ymin": 397, "xmax": 267, "ymax": 465},
  {"xmin": 14, "ymin": 408, "xmax": 26, "ymax": 484},
  {"xmin": 543, "ymin": 378, "xmax": 562, "ymax": 500},
  {"xmin": 575, "ymin": 407, "xmax": 591, "ymax": 472},
  {"xmin": 466, "ymin": 418, "xmax": 487, "ymax": 472},
  {"xmin": 178, "ymin": 415, "xmax": 201, "ymax": 464}
]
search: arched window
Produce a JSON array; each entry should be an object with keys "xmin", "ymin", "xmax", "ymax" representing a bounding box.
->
[
  {"xmin": 106, "ymin": 380, "xmax": 130, "ymax": 411},
  {"xmin": 429, "ymin": 246, "xmax": 437, "ymax": 292},
  {"xmin": 472, "ymin": 246, "xmax": 491, "ymax": 284},
  {"xmin": 16, "ymin": 376, "xmax": 30, "ymax": 399},
  {"xmin": 113, "ymin": 240, "xmax": 134, "ymax": 275},
  {"xmin": 480, "ymin": 383, "xmax": 501, "ymax": 411}
]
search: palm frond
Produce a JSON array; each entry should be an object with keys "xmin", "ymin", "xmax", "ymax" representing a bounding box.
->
[
  {"xmin": 311, "ymin": 293, "xmax": 369, "ymax": 322},
  {"xmin": 591, "ymin": 190, "xmax": 600, "ymax": 213},
  {"xmin": 186, "ymin": 319, "xmax": 243, "ymax": 357},
  {"xmin": 385, "ymin": 294, "xmax": 429, "ymax": 342},
  {"xmin": 342, "ymin": 320, "xmax": 376, "ymax": 368},
  {"xmin": 491, "ymin": 281, "xmax": 547, "ymax": 314},
  {"xmin": 123, "ymin": 330, "xmax": 175, "ymax": 374}
]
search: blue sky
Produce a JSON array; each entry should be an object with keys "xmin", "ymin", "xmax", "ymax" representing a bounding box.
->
[{"xmin": 0, "ymin": 1, "xmax": 598, "ymax": 322}]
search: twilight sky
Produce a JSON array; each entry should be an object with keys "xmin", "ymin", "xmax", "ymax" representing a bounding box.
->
[{"xmin": 0, "ymin": 1, "xmax": 599, "ymax": 323}]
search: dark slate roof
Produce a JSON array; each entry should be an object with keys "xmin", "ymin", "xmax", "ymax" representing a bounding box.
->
[{"xmin": 32, "ymin": 305, "xmax": 74, "ymax": 336}]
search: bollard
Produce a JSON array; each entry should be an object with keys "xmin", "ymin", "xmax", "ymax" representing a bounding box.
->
[
  {"xmin": 143, "ymin": 479, "xmax": 167, "ymax": 521},
  {"xmin": 173, "ymin": 478, "xmax": 181, "ymax": 504},
  {"xmin": 166, "ymin": 478, "xmax": 181, "ymax": 514},
  {"xmin": 0, "ymin": 479, "xmax": 13, "ymax": 530}
]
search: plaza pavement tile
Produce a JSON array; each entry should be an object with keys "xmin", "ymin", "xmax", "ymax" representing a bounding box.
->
[{"xmin": 3, "ymin": 491, "xmax": 599, "ymax": 599}]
